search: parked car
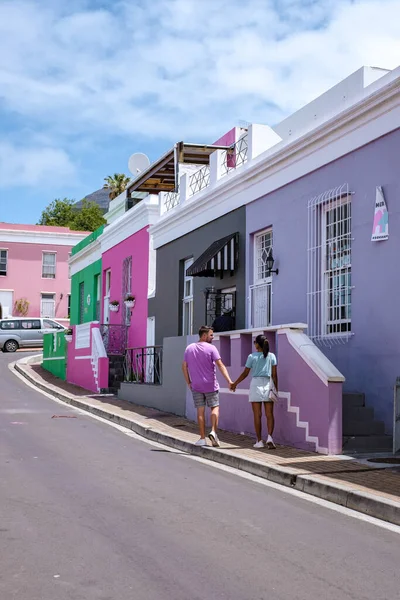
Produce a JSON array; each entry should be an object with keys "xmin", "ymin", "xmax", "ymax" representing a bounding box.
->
[{"xmin": 0, "ymin": 318, "xmax": 66, "ymax": 352}]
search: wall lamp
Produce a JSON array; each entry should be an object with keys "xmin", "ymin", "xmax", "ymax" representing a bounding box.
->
[{"xmin": 266, "ymin": 250, "xmax": 279, "ymax": 276}]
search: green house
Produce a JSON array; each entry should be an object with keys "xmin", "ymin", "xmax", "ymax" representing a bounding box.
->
[{"xmin": 69, "ymin": 225, "xmax": 104, "ymax": 325}]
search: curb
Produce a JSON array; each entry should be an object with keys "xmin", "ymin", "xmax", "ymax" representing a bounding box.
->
[{"xmin": 14, "ymin": 358, "xmax": 400, "ymax": 527}]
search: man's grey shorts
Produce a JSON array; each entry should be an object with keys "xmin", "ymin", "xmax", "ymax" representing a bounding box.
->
[{"xmin": 192, "ymin": 390, "xmax": 220, "ymax": 408}]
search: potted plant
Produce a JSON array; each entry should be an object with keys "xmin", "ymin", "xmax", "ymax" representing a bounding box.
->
[
  {"xmin": 64, "ymin": 328, "xmax": 73, "ymax": 342},
  {"xmin": 124, "ymin": 294, "xmax": 136, "ymax": 309},
  {"xmin": 109, "ymin": 300, "xmax": 119, "ymax": 313}
]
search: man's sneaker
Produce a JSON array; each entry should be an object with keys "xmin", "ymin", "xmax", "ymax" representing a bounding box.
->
[
  {"xmin": 195, "ymin": 438, "xmax": 207, "ymax": 446},
  {"xmin": 253, "ymin": 440, "xmax": 264, "ymax": 449},
  {"xmin": 208, "ymin": 431, "xmax": 220, "ymax": 447}
]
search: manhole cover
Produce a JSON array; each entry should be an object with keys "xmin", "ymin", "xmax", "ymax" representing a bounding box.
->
[{"xmin": 367, "ymin": 457, "xmax": 400, "ymax": 464}]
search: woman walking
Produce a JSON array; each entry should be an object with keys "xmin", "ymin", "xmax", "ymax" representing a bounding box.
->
[{"xmin": 231, "ymin": 334, "xmax": 278, "ymax": 449}]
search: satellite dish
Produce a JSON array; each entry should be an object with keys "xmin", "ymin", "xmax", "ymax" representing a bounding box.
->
[{"xmin": 128, "ymin": 153, "xmax": 150, "ymax": 176}]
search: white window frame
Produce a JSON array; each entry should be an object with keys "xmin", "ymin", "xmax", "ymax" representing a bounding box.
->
[
  {"xmin": 182, "ymin": 258, "xmax": 194, "ymax": 335},
  {"xmin": 122, "ymin": 256, "xmax": 133, "ymax": 326},
  {"xmin": 321, "ymin": 197, "xmax": 352, "ymax": 338},
  {"xmin": 249, "ymin": 229, "xmax": 273, "ymax": 327},
  {"xmin": 0, "ymin": 249, "xmax": 8, "ymax": 276},
  {"xmin": 307, "ymin": 184, "xmax": 352, "ymax": 344},
  {"xmin": 42, "ymin": 252, "xmax": 57, "ymax": 279}
]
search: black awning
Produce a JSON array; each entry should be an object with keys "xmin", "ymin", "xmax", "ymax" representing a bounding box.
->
[{"xmin": 187, "ymin": 233, "xmax": 239, "ymax": 277}]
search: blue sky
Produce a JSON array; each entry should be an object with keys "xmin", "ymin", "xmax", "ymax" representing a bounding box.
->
[{"xmin": 0, "ymin": 0, "xmax": 399, "ymax": 225}]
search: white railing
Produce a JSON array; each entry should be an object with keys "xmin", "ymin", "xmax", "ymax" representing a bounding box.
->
[
  {"xmin": 91, "ymin": 327, "xmax": 107, "ymax": 392},
  {"xmin": 249, "ymin": 282, "xmax": 272, "ymax": 328},
  {"xmin": 221, "ymin": 135, "xmax": 248, "ymax": 176},
  {"xmin": 189, "ymin": 164, "xmax": 210, "ymax": 196}
]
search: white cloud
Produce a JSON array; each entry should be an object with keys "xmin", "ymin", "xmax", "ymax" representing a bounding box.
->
[
  {"xmin": 0, "ymin": 0, "xmax": 399, "ymax": 155},
  {"xmin": 0, "ymin": 143, "xmax": 77, "ymax": 188}
]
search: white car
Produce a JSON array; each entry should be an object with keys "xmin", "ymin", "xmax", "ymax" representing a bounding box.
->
[{"xmin": 0, "ymin": 317, "xmax": 66, "ymax": 352}]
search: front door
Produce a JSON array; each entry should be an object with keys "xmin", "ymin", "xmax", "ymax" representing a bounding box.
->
[{"xmin": 0, "ymin": 290, "xmax": 13, "ymax": 318}]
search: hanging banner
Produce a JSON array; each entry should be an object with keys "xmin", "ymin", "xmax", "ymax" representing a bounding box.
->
[{"xmin": 371, "ymin": 186, "xmax": 388, "ymax": 242}]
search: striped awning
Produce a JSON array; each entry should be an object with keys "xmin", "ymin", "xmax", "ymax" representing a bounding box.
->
[{"xmin": 186, "ymin": 233, "xmax": 239, "ymax": 277}]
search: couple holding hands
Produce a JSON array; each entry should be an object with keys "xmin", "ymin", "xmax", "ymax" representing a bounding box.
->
[{"xmin": 182, "ymin": 326, "xmax": 278, "ymax": 450}]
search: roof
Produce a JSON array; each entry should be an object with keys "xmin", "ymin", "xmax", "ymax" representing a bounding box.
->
[
  {"xmin": 187, "ymin": 232, "xmax": 239, "ymax": 277},
  {"xmin": 0, "ymin": 222, "xmax": 87, "ymax": 234},
  {"xmin": 74, "ymin": 187, "xmax": 110, "ymax": 212},
  {"xmin": 127, "ymin": 142, "xmax": 230, "ymax": 196}
]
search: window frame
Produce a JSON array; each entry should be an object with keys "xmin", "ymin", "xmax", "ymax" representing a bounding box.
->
[
  {"xmin": 182, "ymin": 258, "xmax": 194, "ymax": 336},
  {"xmin": 254, "ymin": 229, "xmax": 273, "ymax": 285},
  {"xmin": 42, "ymin": 252, "xmax": 57, "ymax": 279},
  {"xmin": 0, "ymin": 249, "xmax": 8, "ymax": 277}
]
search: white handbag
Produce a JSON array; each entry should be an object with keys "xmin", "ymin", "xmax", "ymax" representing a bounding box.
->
[{"xmin": 268, "ymin": 380, "xmax": 278, "ymax": 402}]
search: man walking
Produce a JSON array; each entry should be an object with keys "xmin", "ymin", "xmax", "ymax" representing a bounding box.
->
[{"xmin": 182, "ymin": 325, "xmax": 232, "ymax": 447}]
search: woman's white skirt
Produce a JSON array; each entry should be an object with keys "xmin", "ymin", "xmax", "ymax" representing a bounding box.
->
[{"xmin": 249, "ymin": 377, "xmax": 272, "ymax": 403}]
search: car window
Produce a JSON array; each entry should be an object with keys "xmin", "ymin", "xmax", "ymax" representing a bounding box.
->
[
  {"xmin": 21, "ymin": 320, "xmax": 41, "ymax": 330},
  {"xmin": 43, "ymin": 319, "xmax": 63, "ymax": 329},
  {"xmin": 0, "ymin": 320, "xmax": 21, "ymax": 330}
]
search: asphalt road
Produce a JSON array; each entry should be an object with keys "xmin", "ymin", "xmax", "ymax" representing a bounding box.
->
[{"xmin": 1, "ymin": 352, "xmax": 399, "ymax": 600}]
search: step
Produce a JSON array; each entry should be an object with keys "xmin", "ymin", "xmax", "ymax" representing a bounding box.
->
[
  {"xmin": 343, "ymin": 406, "xmax": 375, "ymax": 422},
  {"xmin": 343, "ymin": 435, "xmax": 393, "ymax": 453},
  {"xmin": 343, "ymin": 419, "xmax": 385, "ymax": 436},
  {"xmin": 343, "ymin": 392, "xmax": 365, "ymax": 407}
]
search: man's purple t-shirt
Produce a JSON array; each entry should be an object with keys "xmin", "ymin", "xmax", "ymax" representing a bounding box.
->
[{"xmin": 184, "ymin": 342, "xmax": 221, "ymax": 393}]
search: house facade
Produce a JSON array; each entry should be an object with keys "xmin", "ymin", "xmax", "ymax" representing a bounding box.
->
[{"xmin": 0, "ymin": 223, "xmax": 87, "ymax": 321}]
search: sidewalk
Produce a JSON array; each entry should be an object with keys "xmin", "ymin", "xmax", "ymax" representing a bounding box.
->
[{"xmin": 14, "ymin": 355, "xmax": 400, "ymax": 526}]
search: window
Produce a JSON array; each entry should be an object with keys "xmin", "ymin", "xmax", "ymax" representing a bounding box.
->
[
  {"xmin": 42, "ymin": 252, "xmax": 56, "ymax": 278},
  {"xmin": 182, "ymin": 258, "xmax": 194, "ymax": 335},
  {"xmin": 41, "ymin": 293, "xmax": 55, "ymax": 318},
  {"xmin": 0, "ymin": 250, "xmax": 7, "ymax": 276},
  {"xmin": 249, "ymin": 229, "xmax": 273, "ymax": 328},
  {"xmin": 43, "ymin": 319, "xmax": 63, "ymax": 329},
  {"xmin": 254, "ymin": 229, "xmax": 273, "ymax": 283},
  {"xmin": 21, "ymin": 320, "xmax": 41, "ymax": 329},
  {"xmin": 67, "ymin": 294, "xmax": 71, "ymax": 319},
  {"xmin": 307, "ymin": 184, "xmax": 352, "ymax": 343},
  {"xmin": 0, "ymin": 320, "xmax": 20, "ymax": 330},
  {"xmin": 122, "ymin": 256, "xmax": 132, "ymax": 326},
  {"xmin": 79, "ymin": 282, "xmax": 85, "ymax": 324}
]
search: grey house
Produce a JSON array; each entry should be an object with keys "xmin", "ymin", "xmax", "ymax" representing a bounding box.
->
[{"xmin": 148, "ymin": 207, "xmax": 246, "ymax": 345}]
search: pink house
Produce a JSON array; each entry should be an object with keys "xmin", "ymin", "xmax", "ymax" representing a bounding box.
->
[
  {"xmin": 0, "ymin": 223, "xmax": 87, "ymax": 322},
  {"xmin": 100, "ymin": 196, "xmax": 159, "ymax": 350}
]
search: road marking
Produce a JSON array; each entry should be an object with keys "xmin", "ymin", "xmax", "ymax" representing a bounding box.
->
[{"xmin": 10, "ymin": 361, "xmax": 400, "ymax": 535}]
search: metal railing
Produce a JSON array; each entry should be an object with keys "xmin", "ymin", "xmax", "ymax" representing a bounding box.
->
[
  {"xmin": 189, "ymin": 165, "xmax": 210, "ymax": 196},
  {"xmin": 163, "ymin": 190, "xmax": 180, "ymax": 212},
  {"xmin": 249, "ymin": 282, "xmax": 272, "ymax": 328},
  {"xmin": 100, "ymin": 324, "xmax": 128, "ymax": 355},
  {"xmin": 124, "ymin": 346, "xmax": 163, "ymax": 384},
  {"xmin": 221, "ymin": 135, "xmax": 248, "ymax": 176}
]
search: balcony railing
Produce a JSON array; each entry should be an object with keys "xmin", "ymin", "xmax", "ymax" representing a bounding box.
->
[
  {"xmin": 205, "ymin": 290, "xmax": 236, "ymax": 331},
  {"xmin": 124, "ymin": 346, "xmax": 163, "ymax": 384},
  {"xmin": 163, "ymin": 190, "xmax": 180, "ymax": 212},
  {"xmin": 100, "ymin": 324, "xmax": 128, "ymax": 355},
  {"xmin": 221, "ymin": 135, "xmax": 248, "ymax": 176},
  {"xmin": 189, "ymin": 165, "xmax": 210, "ymax": 196}
]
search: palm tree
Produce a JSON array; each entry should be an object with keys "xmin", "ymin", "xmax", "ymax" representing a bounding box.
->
[{"xmin": 103, "ymin": 173, "xmax": 131, "ymax": 200}]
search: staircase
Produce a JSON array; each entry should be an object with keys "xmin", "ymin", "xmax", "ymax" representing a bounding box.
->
[
  {"xmin": 108, "ymin": 355, "xmax": 125, "ymax": 394},
  {"xmin": 342, "ymin": 393, "xmax": 392, "ymax": 453}
]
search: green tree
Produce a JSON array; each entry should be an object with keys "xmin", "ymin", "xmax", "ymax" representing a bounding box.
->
[
  {"xmin": 70, "ymin": 199, "xmax": 106, "ymax": 232},
  {"xmin": 38, "ymin": 197, "xmax": 106, "ymax": 232},
  {"xmin": 103, "ymin": 173, "xmax": 131, "ymax": 200},
  {"xmin": 37, "ymin": 198, "xmax": 75, "ymax": 227}
]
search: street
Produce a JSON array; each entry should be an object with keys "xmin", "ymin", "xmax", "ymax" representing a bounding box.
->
[{"xmin": 1, "ymin": 353, "xmax": 399, "ymax": 600}]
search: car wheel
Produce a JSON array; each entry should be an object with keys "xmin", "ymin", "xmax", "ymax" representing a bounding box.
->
[{"xmin": 4, "ymin": 340, "xmax": 19, "ymax": 353}]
